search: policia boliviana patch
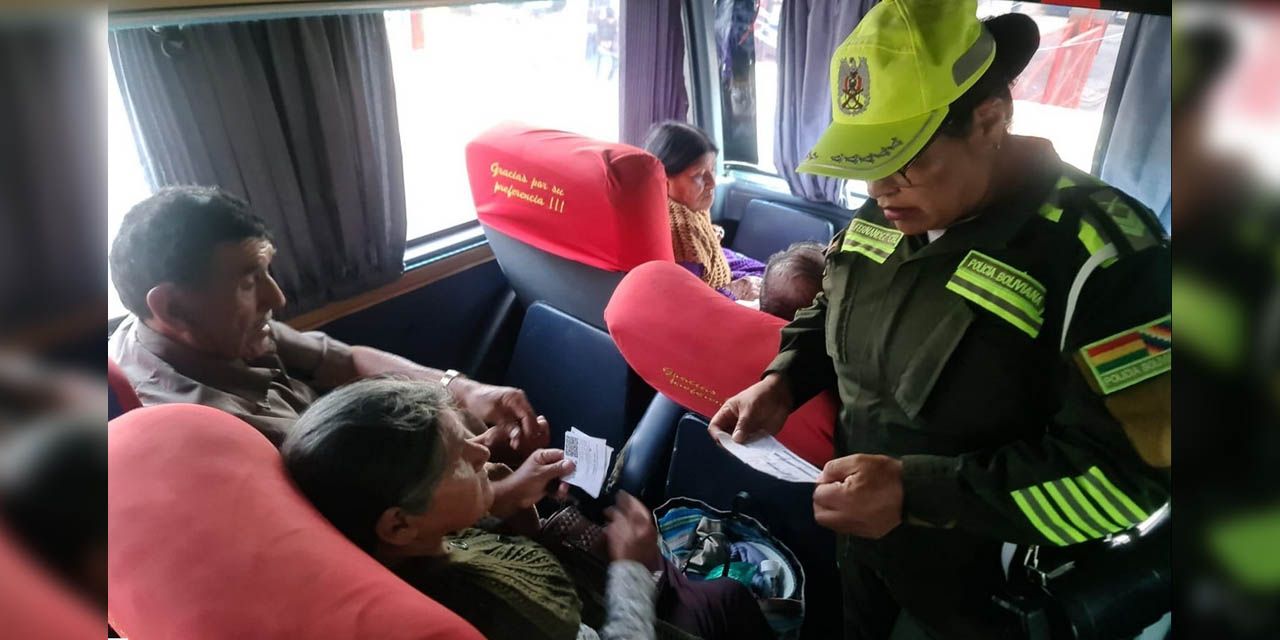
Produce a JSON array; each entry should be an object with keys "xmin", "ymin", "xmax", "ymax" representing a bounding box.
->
[
  {"xmin": 945, "ymin": 250, "xmax": 1046, "ymax": 338},
  {"xmin": 1078, "ymin": 315, "xmax": 1171, "ymax": 395},
  {"xmin": 841, "ymin": 219, "xmax": 903, "ymax": 263}
]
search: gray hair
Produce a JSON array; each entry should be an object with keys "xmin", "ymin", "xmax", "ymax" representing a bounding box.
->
[{"xmin": 281, "ymin": 377, "xmax": 454, "ymax": 552}]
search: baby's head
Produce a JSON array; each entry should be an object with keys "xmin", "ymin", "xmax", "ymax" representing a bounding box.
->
[{"xmin": 760, "ymin": 242, "xmax": 825, "ymax": 321}]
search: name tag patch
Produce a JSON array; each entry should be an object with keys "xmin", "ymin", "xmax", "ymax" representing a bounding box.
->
[
  {"xmin": 945, "ymin": 250, "xmax": 1046, "ymax": 338},
  {"xmin": 841, "ymin": 219, "xmax": 903, "ymax": 264},
  {"xmin": 1079, "ymin": 315, "xmax": 1171, "ymax": 395}
]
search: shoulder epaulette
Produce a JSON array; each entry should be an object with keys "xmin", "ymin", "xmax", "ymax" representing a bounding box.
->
[{"xmin": 1038, "ymin": 166, "xmax": 1168, "ymax": 267}]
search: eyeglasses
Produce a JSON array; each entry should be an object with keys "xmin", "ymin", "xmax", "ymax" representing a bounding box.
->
[{"xmin": 894, "ymin": 121, "xmax": 949, "ymax": 186}]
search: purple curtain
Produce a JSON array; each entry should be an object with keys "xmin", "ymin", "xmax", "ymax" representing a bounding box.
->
[
  {"xmin": 619, "ymin": 0, "xmax": 690, "ymax": 145},
  {"xmin": 774, "ymin": 0, "xmax": 877, "ymax": 204},
  {"xmin": 110, "ymin": 15, "xmax": 407, "ymax": 319}
]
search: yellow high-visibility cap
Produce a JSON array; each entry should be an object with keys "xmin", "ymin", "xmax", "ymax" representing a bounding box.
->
[{"xmin": 798, "ymin": 0, "xmax": 1038, "ymax": 181}]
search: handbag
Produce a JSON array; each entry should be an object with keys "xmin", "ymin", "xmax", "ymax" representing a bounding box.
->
[
  {"xmin": 537, "ymin": 503, "xmax": 610, "ymax": 566},
  {"xmin": 654, "ymin": 496, "xmax": 806, "ymax": 640}
]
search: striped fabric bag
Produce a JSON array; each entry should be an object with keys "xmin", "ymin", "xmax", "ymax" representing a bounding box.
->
[{"xmin": 653, "ymin": 497, "xmax": 806, "ymax": 639}]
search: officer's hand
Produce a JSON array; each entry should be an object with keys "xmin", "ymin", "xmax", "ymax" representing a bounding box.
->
[
  {"xmin": 708, "ymin": 373, "xmax": 794, "ymax": 444},
  {"xmin": 813, "ymin": 454, "xmax": 904, "ymax": 539}
]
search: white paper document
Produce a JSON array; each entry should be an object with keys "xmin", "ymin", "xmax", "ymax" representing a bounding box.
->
[
  {"xmin": 714, "ymin": 432, "xmax": 822, "ymax": 483},
  {"xmin": 562, "ymin": 427, "xmax": 614, "ymax": 498}
]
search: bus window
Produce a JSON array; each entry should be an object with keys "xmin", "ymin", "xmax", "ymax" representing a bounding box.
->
[
  {"xmin": 106, "ymin": 0, "xmax": 622, "ymax": 319},
  {"xmin": 829, "ymin": 2, "xmax": 1131, "ymax": 203},
  {"xmin": 384, "ymin": 1, "xmax": 621, "ymax": 242},
  {"xmin": 107, "ymin": 46, "xmax": 152, "ymax": 320},
  {"xmin": 724, "ymin": 1, "xmax": 1130, "ymax": 202},
  {"xmin": 717, "ymin": 0, "xmax": 782, "ymax": 174},
  {"xmin": 976, "ymin": 1, "xmax": 1129, "ymax": 171}
]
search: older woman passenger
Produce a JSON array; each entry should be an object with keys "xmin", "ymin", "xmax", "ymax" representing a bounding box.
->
[
  {"xmin": 283, "ymin": 379, "xmax": 770, "ymax": 640},
  {"xmin": 643, "ymin": 122, "xmax": 764, "ymax": 302}
]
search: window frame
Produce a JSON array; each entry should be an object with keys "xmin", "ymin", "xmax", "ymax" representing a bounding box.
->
[{"xmin": 107, "ymin": 1, "xmax": 624, "ymax": 325}]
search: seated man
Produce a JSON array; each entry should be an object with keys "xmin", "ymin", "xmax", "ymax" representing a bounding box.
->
[
  {"xmin": 108, "ymin": 186, "xmax": 544, "ymax": 456},
  {"xmin": 758, "ymin": 242, "xmax": 825, "ymax": 322},
  {"xmin": 283, "ymin": 378, "xmax": 772, "ymax": 640}
]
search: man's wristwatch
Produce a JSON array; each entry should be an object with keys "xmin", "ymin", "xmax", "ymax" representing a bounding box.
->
[{"xmin": 441, "ymin": 368, "xmax": 466, "ymax": 389}]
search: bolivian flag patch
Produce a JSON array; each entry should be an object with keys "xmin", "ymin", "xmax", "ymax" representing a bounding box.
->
[{"xmin": 1079, "ymin": 315, "xmax": 1171, "ymax": 395}]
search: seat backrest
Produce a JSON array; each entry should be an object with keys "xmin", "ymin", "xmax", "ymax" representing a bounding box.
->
[
  {"xmin": 107, "ymin": 357, "xmax": 141, "ymax": 419},
  {"xmin": 466, "ymin": 123, "xmax": 673, "ymax": 330},
  {"xmin": 614, "ymin": 392, "xmax": 686, "ymax": 506},
  {"xmin": 730, "ymin": 199, "xmax": 836, "ymax": 262},
  {"xmin": 482, "ymin": 226, "xmax": 628, "ymax": 330},
  {"xmin": 107, "ymin": 404, "xmax": 482, "ymax": 640},
  {"xmin": 664, "ymin": 413, "xmax": 842, "ymax": 637},
  {"xmin": 0, "ymin": 526, "xmax": 101, "ymax": 640},
  {"xmin": 604, "ymin": 261, "xmax": 834, "ymax": 467},
  {"xmin": 504, "ymin": 302, "xmax": 652, "ymax": 455}
]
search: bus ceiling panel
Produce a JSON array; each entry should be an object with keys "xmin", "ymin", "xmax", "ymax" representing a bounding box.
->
[
  {"xmin": 1023, "ymin": 0, "xmax": 1170, "ymax": 16},
  {"xmin": 109, "ymin": 0, "xmax": 529, "ymax": 29}
]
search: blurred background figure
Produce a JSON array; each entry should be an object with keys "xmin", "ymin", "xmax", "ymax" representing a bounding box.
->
[
  {"xmin": 0, "ymin": 421, "xmax": 107, "ymax": 607},
  {"xmin": 594, "ymin": 5, "xmax": 618, "ymax": 80},
  {"xmin": 0, "ymin": 7, "xmax": 106, "ymax": 640},
  {"xmin": 1174, "ymin": 5, "xmax": 1280, "ymax": 639}
]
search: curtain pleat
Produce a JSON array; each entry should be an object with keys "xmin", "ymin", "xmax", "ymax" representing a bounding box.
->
[
  {"xmin": 620, "ymin": 0, "xmax": 690, "ymax": 145},
  {"xmin": 773, "ymin": 0, "xmax": 878, "ymax": 205},
  {"xmin": 110, "ymin": 14, "xmax": 407, "ymax": 318}
]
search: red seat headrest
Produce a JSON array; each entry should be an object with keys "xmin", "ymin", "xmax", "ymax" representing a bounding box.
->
[
  {"xmin": 107, "ymin": 404, "xmax": 482, "ymax": 640},
  {"xmin": 604, "ymin": 262, "xmax": 835, "ymax": 467},
  {"xmin": 466, "ymin": 123, "xmax": 674, "ymax": 272},
  {"xmin": 107, "ymin": 357, "xmax": 141, "ymax": 414}
]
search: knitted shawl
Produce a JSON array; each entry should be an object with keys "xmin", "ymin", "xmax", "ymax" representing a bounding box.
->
[
  {"xmin": 396, "ymin": 528, "xmax": 582, "ymax": 640},
  {"xmin": 667, "ymin": 199, "xmax": 732, "ymax": 289}
]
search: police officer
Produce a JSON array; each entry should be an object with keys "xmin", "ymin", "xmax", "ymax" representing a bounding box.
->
[{"xmin": 708, "ymin": 1, "xmax": 1172, "ymax": 638}]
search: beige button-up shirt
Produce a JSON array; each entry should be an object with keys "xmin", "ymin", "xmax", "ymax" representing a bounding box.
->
[{"xmin": 109, "ymin": 316, "xmax": 355, "ymax": 445}]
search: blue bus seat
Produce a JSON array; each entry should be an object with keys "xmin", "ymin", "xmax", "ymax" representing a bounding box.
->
[
  {"xmin": 730, "ymin": 199, "xmax": 837, "ymax": 262},
  {"xmin": 665, "ymin": 413, "xmax": 843, "ymax": 638},
  {"xmin": 503, "ymin": 301, "xmax": 653, "ymax": 455},
  {"xmin": 614, "ymin": 393, "xmax": 686, "ymax": 506}
]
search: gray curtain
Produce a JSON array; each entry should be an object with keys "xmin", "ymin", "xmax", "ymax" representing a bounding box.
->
[
  {"xmin": 110, "ymin": 14, "xmax": 407, "ymax": 318},
  {"xmin": 774, "ymin": 0, "xmax": 877, "ymax": 205},
  {"xmin": 1093, "ymin": 14, "xmax": 1172, "ymax": 230},
  {"xmin": 619, "ymin": 0, "xmax": 690, "ymax": 145}
]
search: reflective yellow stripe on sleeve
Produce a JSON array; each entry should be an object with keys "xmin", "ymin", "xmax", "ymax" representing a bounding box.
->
[
  {"xmin": 1011, "ymin": 467, "xmax": 1149, "ymax": 545},
  {"xmin": 1012, "ymin": 490, "xmax": 1069, "ymax": 546},
  {"xmin": 1061, "ymin": 476, "xmax": 1127, "ymax": 534},
  {"xmin": 1044, "ymin": 481, "xmax": 1103, "ymax": 539},
  {"xmin": 1029, "ymin": 486, "xmax": 1087, "ymax": 543},
  {"xmin": 1087, "ymin": 466, "xmax": 1149, "ymax": 523}
]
